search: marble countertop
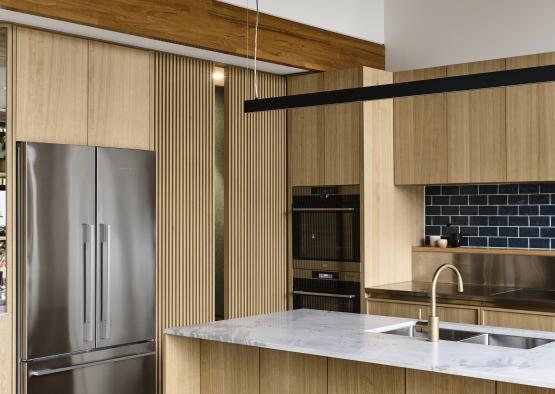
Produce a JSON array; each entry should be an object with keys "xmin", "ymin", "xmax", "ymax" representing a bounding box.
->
[{"xmin": 165, "ymin": 309, "xmax": 555, "ymax": 389}]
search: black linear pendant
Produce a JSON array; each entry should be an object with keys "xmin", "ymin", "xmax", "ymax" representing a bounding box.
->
[{"xmin": 244, "ymin": 64, "xmax": 555, "ymax": 113}]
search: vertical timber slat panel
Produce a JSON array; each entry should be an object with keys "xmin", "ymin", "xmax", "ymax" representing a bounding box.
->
[
  {"xmin": 154, "ymin": 53, "xmax": 215, "ymax": 394},
  {"xmin": 225, "ymin": 67, "xmax": 287, "ymax": 318}
]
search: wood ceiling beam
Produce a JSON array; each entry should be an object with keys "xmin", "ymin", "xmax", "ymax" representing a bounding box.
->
[{"xmin": 0, "ymin": 0, "xmax": 385, "ymax": 71}]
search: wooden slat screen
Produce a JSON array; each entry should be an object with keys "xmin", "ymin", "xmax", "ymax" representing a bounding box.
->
[
  {"xmin": 154, "ymin": 53, "xmax": 215, "ymax": 392},
  {"xmin": 225, "ymin": 67, "xmax": 287, "ymax": 318}
]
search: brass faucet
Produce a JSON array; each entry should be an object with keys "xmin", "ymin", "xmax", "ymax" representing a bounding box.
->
[{"xmin": 418, "ymin": 264, "xmax": 464, "ymax": 342}]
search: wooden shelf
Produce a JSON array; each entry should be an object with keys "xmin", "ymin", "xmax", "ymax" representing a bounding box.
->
[{"xmin": 413, "ymin": 246, "xmax": 555, "ymax": 257}]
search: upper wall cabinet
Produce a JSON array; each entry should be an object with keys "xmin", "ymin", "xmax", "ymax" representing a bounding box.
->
[
  {"xmin": 506, "ymin": 52, "xmax": 555, "ymax": 182},
  {"xmin": 287, "ymin": 73, "xmax": 325, "ymax": 186},
  {"xmin": 393, "ymin": 67, "xmax": 447, "ymax": 185},
  {"xmin": 323, "ymin": 68, "xmax": 362, "ymax": 185},
  {"xmin": 88, "ymin": 42, "xmax": 153, "ymax": 150},
  {"xmin": 447, "ymin": 59, "xmax": 507, "ymax": 183},
  {"xmin": 288, "ymin": 68, "xmax": 361, "ymax": 187},
  {"xmin": 15, "ymin": 27, "xmax": 88, "ymax": 144}
]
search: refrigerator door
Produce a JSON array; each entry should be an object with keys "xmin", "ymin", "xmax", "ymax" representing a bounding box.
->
[
  {"xmin": 23, "ymin": 343, "xmax": 155, "ymax": 394},
  {"xmin": 19, "ymin": 143, "xmax": 96, "ymax": 360},
  {"xmin": 96, "ymin": 148, "xmax": 155, "ymax": 347}
]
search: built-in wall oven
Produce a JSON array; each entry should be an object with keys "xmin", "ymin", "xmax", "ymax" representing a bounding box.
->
[{"xmin": 292, "ymin": 186, "xmax": 361, "ymax": 313}]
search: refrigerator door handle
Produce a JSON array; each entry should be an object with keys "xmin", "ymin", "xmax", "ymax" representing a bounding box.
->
[
  {"xmin": 28, "ymin": 351, "xmax": 156, "ymax": 377},
  {"xmin": 83, "ymin": 224, "xmax": 94, "ymax": 343},
  {"xmin": 100, "ymin": 224, "xmax": 111, "ymax": 340}
]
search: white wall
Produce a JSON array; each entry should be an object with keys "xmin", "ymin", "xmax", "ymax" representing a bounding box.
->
[
  {"xmin": 218, "ymin": 0, "xmax": 384, "ymax": 44},
  {"xmin": 385, "ymin": 0, "xmax": 555, "ymax": 71}
]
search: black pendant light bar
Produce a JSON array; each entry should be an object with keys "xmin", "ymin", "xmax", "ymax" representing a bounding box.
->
[{"xmin": 244, "ymin": 64, "xmax": 555, "ymax": 113}]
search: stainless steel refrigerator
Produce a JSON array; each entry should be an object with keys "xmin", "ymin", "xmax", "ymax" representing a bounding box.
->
[{"xmin": 17, "ymin": 142, "xmax": 155, "ymax": 394}]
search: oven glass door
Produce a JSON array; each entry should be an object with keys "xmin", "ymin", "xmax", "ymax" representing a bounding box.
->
[{"xmin": 292, "ymin": 208, "xmax": 359, "ymax": 262}]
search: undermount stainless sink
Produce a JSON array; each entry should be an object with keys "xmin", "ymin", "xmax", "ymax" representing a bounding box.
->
[
  {"xmin": 381, "ymin": 323, "xmax": 554, "ymax": 349},
  {"xmin": 383, "ymin": 324, "xmax": 481, "ymax": 342},
  {"xmin": 460, "ymin": 333, "xmax": 554, "ymax": 349}
]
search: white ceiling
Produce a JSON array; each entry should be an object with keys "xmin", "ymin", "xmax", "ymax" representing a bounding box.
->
[
  {"xmin": 218, "ymin": 0, "xmax": 384, "ymax": 44},
  {"xmin": 0, "ymin": 9, "xmax": 304, "ymax": 75}
]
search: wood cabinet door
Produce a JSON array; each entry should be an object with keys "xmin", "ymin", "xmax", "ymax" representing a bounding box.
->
[
  {"xmin": 506, "ymin": 52, "xmax": 555, "ymax": 181},
  {"xmin": 498, "ymin": 382, "xmax": 555, "ymax": 394},
  {"xmin": 88, "ymin": 41, "xmax": 153, "ymax": 150},
  {"xmin": 287, "ymin": 73, "xmax": 325, "ymax": 186},
  {"xmin": 323, "ymin": 68, "xmax": 362, "ymax": 185},
  {"xmin": 367, "ymin": 299, "xmax": 426, "ymax": 320},
  {"xmin": 482, "ymin": 308, "xmax": 555, "ymax": 331},
  {"xmin": 367, "ymin": 299, "xmax": 479, "ymax": 324},
  {"xmin": 328, "ymin": 358, "xmax": 405, "ymax": 394},
  {"xmin": 406, "ymin": 370, "xmax": 495, "ymax": 394},
  {"xmin": 260, "ymin": 349, "xmax": 327, "ymax": 394},
  {"xmin": 393, "ymin": 67, "xmax": 447, "ymax": 185},
  {"xmin": 447, "ymin": 59, "xmax": 507, "ymax": 183},
  {"xmin": 15, "ymin": 27, "xmax": 88, "ymax": 144}
]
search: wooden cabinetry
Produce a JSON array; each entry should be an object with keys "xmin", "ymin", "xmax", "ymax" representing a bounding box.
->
[
  {"xmin": 328, "ymin": 358, "xmax": 405, "ymax": 394},
  {"xmin": 367, "ymin": 299, "xmax": 555, "ymax": 331},
  {"xmin": 15, "ymin": 27, "xmax": 88, "ymax": 144},
  {"xmin": 366, "ymin": 299, "xmax": 479, "ymax": 324},
  {"xmin": 323, "ymin": 68, "xmax": 361, "ymax": 185},
  {"xmin": 15, "ymin": 28, "xmax": 153, "ymax": 150},
  {"xmin": 506, "ymin": 52, "xmax": 555, "ymax": 181},
  {"xmin": 88, "ymin": 41, "xmax": 153, "ymax": 150},
  {"xmin": 287, "ymin": 73, "xmax": 325, "ymax": 186},
  {"xmin": 260, "ymin": 349, "xmax": 327, "ymax": 394},
  {"xmin": 393, "ymin": 66, "xmax": 447, "ymax": 185},
  {"xmin": 200, "ymin": 341, "xmax": 259, "ymax": 394},
  {"xmin": 288, "ymin": 68, "xmax": 362, "ymax": 186},
  {"xmin": 482, "ymin": 308, "xmax": 555, "ymax": 331},
  {"xmin": 406, "ymin": 370, "xmax": 495, "ymax": 394},
  {"xmin": 447, "ymin": 59, "xmax": 506, "ymax": 183},
  {"xmin": 497, "ymin": 382, "xmax": 555, "ymax": 394}
]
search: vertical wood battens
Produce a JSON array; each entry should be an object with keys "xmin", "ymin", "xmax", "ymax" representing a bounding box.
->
[
  {"xmin": 154, "ymin": 53, "xmax": 215, "ymax": 394},
  {"xmin": 225, "ymin": 67, "xmax": 287, "ymax": 318}
]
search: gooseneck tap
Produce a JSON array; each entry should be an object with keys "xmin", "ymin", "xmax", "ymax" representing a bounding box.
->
[{"xmin": 428, "ymin": 264, "xmax": 464, "ymax": 342}]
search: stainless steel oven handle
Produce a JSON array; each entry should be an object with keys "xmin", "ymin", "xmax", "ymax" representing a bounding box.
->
[
  {"xmin": 292, "ymin": 207, "xmax": 355, "ymax": 212},
  {"xmin": 293, "ymin": 291, "xmax": 356, "ymax": 299},
  {"xmin": 29, "ymin": 352, "xmax": 156, "ymax": 377}
]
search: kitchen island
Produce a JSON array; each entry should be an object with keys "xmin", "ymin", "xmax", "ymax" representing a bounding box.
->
[{"xmin": 164, "ymin": 309, "xmax": 555, "ymax": 394}]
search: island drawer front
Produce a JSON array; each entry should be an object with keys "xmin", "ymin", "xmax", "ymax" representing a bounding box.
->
[
  {"xmin": 367, "ymin": 299, "xmax": 480, "ymax": 324},
  {"xmin": 497, "ymin": 382, "xmax": 555, "ymax": 394},
  {"xmin": 482, "ymin": 308, "xmax": 555, "ymax": 331}
]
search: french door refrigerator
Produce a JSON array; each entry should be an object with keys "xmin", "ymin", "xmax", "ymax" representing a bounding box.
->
[{"xmin": 17, "ymin": 142, "xmax": 155, "ymax": 394}]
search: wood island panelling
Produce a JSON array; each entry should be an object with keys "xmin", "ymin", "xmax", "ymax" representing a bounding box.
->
[
  {"xmin": 260, "ymin": 349, "xmax": 327, "ymax": 394},
  {"xmin": 406, "ymin": 370, "xmax": 495, "ymax": 394},
  {"xmin": 154, "ymin": 53, "xmax": 215, "ymax": 393},
  {"xmin": 225, "ymin": 67, "xmax": 287, "ymax": 319}
]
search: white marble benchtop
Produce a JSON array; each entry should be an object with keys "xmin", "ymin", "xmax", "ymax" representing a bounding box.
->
[{"xmin": 165, "ymin": 309, "xmax": 555, "ymax": 389}]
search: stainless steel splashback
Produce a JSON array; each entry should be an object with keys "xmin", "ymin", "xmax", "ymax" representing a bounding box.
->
[{"xmin": 412, "ymin": 251, "xmax": 555, "ymax": 289}]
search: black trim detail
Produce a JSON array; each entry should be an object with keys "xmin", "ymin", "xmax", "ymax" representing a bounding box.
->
[{"xmin": 244, "ymin": 64, "xmax": 555, "ymax": 113}]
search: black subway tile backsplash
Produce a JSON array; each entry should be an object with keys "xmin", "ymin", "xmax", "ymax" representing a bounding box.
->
[
  {"xmin": 479, "ymin": 184, "xmax": 498, "ymax": 194},
  {"xmin": 424, "ymin": 182, "xmax": 555, "ymax": 250}
]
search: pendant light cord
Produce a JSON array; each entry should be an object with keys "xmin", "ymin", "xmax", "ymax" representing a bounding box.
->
[
  {"xmin": 245, "ymin": 0, "xmax": 260, "ymax": 99},
  {"xmin": 253, "ymin": 0, "xmax": 259, "ymax": 99}
]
